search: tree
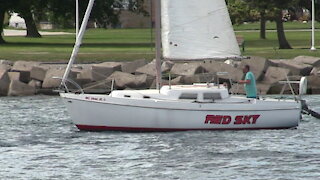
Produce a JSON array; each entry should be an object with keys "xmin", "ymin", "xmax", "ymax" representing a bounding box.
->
[
  {"xmin": 274, "ymin": 9, "xmax": 292, "ymax": 49},
  {"xmin": 244, "ymin": 0, "xmax": 299, "ymax": 49},
  {"xmin": 0, "ymin": 0, "xmax": 45, "ymax": 41},
  {"xmin": 228, "ymin": 0, "xmax": 265, "ymax": 39},
  {"xmin": 0, "ymin": 0, "xmax": 148, "ymax": 43},
  {"xmin": 227, "ymin": 0, "xmax": 253, "ymax": 25},
  {"xmin": 46, "ymin": 0, "xmax": 147, "ymax": 29},
  {"xmin": 0, "ymin": 0, "xmax": 17, "ymax": 43},
  {"xmin": 244, "ymin": 0, "xmax": 275, "ymax": 39},
  {"xmin": 0, "ymin": 9, "xmax": 5, "ymax": 43},
  {"xmin": 13, "ymin": 0, "xmax": 45, "ymax": 38},
  {"xmin": 299, "ymin": 0, "xmax": 320, "ymax": 21},
  {"xmin": 271, "ymin": 0, "xmax": 299, "ymax": 49}
]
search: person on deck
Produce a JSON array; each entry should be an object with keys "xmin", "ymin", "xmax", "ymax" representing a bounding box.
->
[{"xmin": 238, "ymin": 65, "xmax": 257, "ymax": 98}]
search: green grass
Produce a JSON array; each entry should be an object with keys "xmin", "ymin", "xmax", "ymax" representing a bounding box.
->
[
  {"xmin": 1, "ymin": 29, "xmax": 155, "ymax": 62},
  {"xmin": 0, "ymin": 27, "xmax": 320, "ymax": 62},
  {"xmin": 238, "ymin": 30, "xmax": 320, "ymax": 59},
  {"xmin": 233, "ymin": 21, "xmax": 320, "ymax": 31}
]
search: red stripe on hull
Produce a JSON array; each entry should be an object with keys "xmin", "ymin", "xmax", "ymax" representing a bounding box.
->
[{"xmin": 76, "ymin": 124, "xmax": 296, "ymax": 132}]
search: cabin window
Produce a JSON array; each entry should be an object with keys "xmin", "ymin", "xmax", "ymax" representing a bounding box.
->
[
  {"xmin": 203, "ymin": 93, "xmax": 222, "ymax": 100},
  {"xmin": 179, "ymin": 93, "xmax": 198, "ymax": 100},
  {"xmin": 124, "ymin": 95, "xmax": 131, "ymax": 98},
  {"xmin": 143, "ymin": 96, "xmax": 151, "ymax": 99}
]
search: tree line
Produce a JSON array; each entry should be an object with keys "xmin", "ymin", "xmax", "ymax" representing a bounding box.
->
[
  {"xmin": 228, "ymin": 0, "xmax": 320, "ymax": 49},
  {"xmin": 0, "ymin": 0, "xmax": 319, "ymax": 49},
  {"xmin": 0, "ymin": 0, "xmax": 146, "ymax": 43}
]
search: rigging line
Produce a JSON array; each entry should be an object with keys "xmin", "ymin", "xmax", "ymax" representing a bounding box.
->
[
  {"xmin": 82, "ymin": 80, "xmax": 112, "ymax": 91},
  {"xmin": 91, "ymin": 70, "xmax": 112, "ymax": 79},
  {"xmin": 167, "ymin": 7, "xmax": 228, "ymax": 31}
]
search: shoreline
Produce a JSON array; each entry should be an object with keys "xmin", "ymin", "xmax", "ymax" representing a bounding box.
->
[{"xmin": 0, "ymin": 55, "xmax": 320, "ymax": 97}]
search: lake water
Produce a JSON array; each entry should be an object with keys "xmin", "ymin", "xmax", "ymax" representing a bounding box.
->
[{"xmin": 0, "ymin": 95, "xmax": 320, "ymax": 180}]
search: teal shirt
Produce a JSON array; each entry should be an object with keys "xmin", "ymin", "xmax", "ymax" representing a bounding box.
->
[{"xmin": 244, "ymin": 71, "xmax": 257, "ymax": 98}]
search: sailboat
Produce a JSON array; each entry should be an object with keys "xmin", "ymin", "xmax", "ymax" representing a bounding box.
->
[{"xmin": 60, "ymin": 0, "xmax": 305, "ymax": 131}]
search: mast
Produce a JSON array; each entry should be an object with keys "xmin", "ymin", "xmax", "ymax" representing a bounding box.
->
[
  {"xmin": 76, "ymin": 0, "xmax": 79, "ymax": 38},
  {"xmin": 155, "ymin": 0, "xmax": 162, "ymax": 90},
  {"xmin": 311, "ymin": 0, "xmax": 316, "ymax": 51},
  {"xmin": 61, "ymin": 0, "xmax": 95, "ymax": 86}
]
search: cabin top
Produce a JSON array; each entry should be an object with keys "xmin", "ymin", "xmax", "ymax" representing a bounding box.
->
[{"xmin": 110, "ymin": 84, "xmax": 229, "ymax": 102}]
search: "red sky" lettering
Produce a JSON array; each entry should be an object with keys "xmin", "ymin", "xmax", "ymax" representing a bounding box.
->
[{"xmin": 205, "ymin": 115, "xmax": 260, "ymax": 125}]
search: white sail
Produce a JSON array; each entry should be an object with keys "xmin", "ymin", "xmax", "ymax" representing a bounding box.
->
[{"xmin": 161, "ymin": 0, "xmax": 241, "ymax": 60}]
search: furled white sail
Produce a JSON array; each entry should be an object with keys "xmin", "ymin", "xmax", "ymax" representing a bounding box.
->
[{"xmin": 161, "ymin": 0, "xmax": 241, "ymax": 60}]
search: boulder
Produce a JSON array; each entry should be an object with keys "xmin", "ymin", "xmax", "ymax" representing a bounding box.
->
[
  {"xmin": 307, "ymin": 76, "xmax": 320, "ymax": 94},
  {"xmin": 150, "ymin": 79, "xmax": 170, "ymax": 89},
  {"xmin": 83, "ymin": 80, "xmax": 113, "ymax": 94},
  {"xmin": 224, "ymin": 59, "xmax": 241, "ymax": 68},
  {"xmin": 28, "ymin": 80, "xmax": 42, "ymax": 89},
  {"xmin": 310, "ymin": 67, "xmax": 320, "ymax": 76},
  {"xmin": 11, "ymin": 61, "xmax": 40, "ymax": 72},
  {"xmin": 240, "ymin": 56, "xmax": 271, "ymax": 81},
  {"xmin": 30, "ymin": 66, "xmax": 48, "ymax": 81},
  {"xmin": 71, "ymin": 65, "xmax": 93, "ymax": 87},
  {"xmin": 182, "ymin": 73, "xmax": 215, "ymax": 84},
  {"xmin": 121, "ymin": 59, "xmax": 147, "ymax": 73},
  {"xmin": 0, "ymin": 60, "xmax": 13, "ymax": 66},
  {"xmin": 135, "ymin": 60, "xmax": 174, "ymax": 76},
  {"xmin": 8, "ymin": 80, "xmax": 36, "ymax": 96},
  {"xmin": 136, "ymin": 61, "xmax": 158, "ymax": 76},
  {"xmin": 77, "ymin": 69, "xmax": 91, "ymax": 80},
  {"xmin": 42, "ymin": 68, "xmax": 77, "ymax": 89},
  {"xmin": 171, "ymin": 76, "xmax": 183, "ymax": 85},
  {"xmin": 269, "ymin": 59, "xmax": 282, "ymax": 67},
  {"xmin": 11, "ymin": 61, "xmax": 40, "ymax": 83},
  {"xmin": 73, "ymin": 78, "xmax": 92, "ymax": 88},
  {"xmin": 262, "ymin": 67, "xmax": 290, "ymax": 84},
  {"xmin": 40, "ymin": 64, "xmax": 67, "ymax": 70},
  {"xmin": 0, "ymin": 64, "xmax": 11, "ymax": 71},
  {"xmin": 170, "ymin": 62, "xmax": 206, "ymax": 76},
  {"xmin": 0, "ymin": 69, "xmax": 10, "ymax": 96},
  {"xmin": 278, "ymin": 60, "xmax": 313, "ymax": 76},
  {"xmin": 108, "ymin": 71, "xmax": 149, "ymax": 89},
  {"xmin": 70, "ymin": 65, "xmax": 85, "ymax": 74},
  {"xmin": 19, "ymin": 71, "xmax": 31, "ymax": 83},
  {"xmin": 201, "ymin": 61, "xmax": 243, "ymax": 82},
  {"xmin": 8, "ymin": 72, "xmax": 20, "ymax": 81},
  {"xmin": 161, "ymin": 61, "xmax": 175, "ymax": 73},
  {"xmin": 256, "ymin": 83, "xmax": 272, "ymax": 95},
  {"xmin": 268, "ymin": 76, "xmax": 301, "ymax": 95},
  {"xmin": 78, "ymin": 62, "xmax": 122, "ymax": 82},
  {"xmin": 96, "ymin": 62, "xmax": 123, "ymax": 68},
  {"xmin": 293, "ymin": 56, "xmax": 320, "ymax": 67}
]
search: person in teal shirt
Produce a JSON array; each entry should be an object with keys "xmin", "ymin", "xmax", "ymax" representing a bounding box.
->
[{"xmin": 238, "ymin": 65, "xmax": 257, "ymax": 98}]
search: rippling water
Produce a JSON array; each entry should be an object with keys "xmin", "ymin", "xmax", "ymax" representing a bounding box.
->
[{"xmin": 0, "ymin": 95, "xmax": 320, "ymax": 179}]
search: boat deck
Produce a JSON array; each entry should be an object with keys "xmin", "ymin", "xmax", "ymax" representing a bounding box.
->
[{"xmin": 109, "ymin": 84, "xmax": 254, "ymax": 104}]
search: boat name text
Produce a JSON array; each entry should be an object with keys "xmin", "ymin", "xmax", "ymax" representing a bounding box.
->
[
  {"xmin": 85, "ymin": 96, "xmax": 106, "ymax": 101},
  {"xmin": 205, "ymin": 115, "xmax": 260, "ymax": 125}
]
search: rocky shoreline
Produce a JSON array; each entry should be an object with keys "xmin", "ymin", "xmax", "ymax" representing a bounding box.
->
[{"xmin": 0, "ymin": 56, "xmax": 319, "ymax": 96}]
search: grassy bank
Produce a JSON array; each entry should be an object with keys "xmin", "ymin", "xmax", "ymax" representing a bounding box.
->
[
  {"xmin": 1, "ymin": 25, "xmax": 320, "ymax": 62},
  {"xmin": 0, "ymin": 29, "xmax": 155, "ymax": 62},
  {"xmin": 233, "ymin": 21, "xmax": 320, "ymax": 31},
  {"xmin": 237, "ymin": 30, "xmax": 320, "ymax": 59}
]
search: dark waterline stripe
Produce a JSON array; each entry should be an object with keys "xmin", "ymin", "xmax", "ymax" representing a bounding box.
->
[{"xmin": 76, "ymin": 124, "xmax": 297, "ymax": 132}]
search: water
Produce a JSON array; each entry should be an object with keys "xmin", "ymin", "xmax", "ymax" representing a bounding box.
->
[{"xmin": 0, "ymin": 95, "xmax": 320, "ymax": 180}]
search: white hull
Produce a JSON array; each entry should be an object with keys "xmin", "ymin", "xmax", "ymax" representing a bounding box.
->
[{"xmin": 60, "ymin": 92, "xmax": 301, "ymax": 131}]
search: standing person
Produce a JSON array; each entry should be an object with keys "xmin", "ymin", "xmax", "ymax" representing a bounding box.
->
[{"xmin": 238, "ymin": 65, "xmax": 257, "ymax": 98}]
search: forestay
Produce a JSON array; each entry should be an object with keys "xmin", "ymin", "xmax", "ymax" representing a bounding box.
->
[{"xmin": 161, "ymin": 0, "xmax": 241, "ymax": 60}]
